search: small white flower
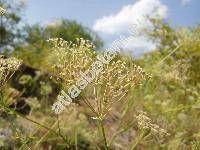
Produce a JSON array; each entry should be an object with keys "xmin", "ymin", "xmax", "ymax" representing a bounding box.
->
[{"xmin": 0, "ymin": 7, "xmax": 6, "ymax": 15}]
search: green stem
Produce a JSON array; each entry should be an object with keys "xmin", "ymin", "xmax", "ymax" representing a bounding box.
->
[
  {"xmin": 75, "ymin": 127, "xmax": 78, "ymax": 150},
  {"xmin": 0, "ymin": 102, "xmax": 68, "ymax": 143},
  {"xmin": 108, "ymin": 123, "xmax": 134, "ymax": 147},
  {"xmin": 98, "ymin": 119, "xmax": 109, "ymax": 150},
  {"xmin": 130, "ymin": 130, "xmax": 145, "ymax": 150}
]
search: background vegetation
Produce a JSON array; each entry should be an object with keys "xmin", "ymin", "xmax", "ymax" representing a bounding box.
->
[{"xmin": 0, "ymin": 1, "xmax": 199, "ymax": 150}]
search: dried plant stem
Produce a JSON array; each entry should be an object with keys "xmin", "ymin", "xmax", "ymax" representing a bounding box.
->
[
  {"xmin": 34, "ymin": 121, "xmax": 58, "ymax": 148},
  {"xmin": 19, "ymin": 139, "xmax": 31, "ymax": 150},
  {"xmin": 83, "ymin": 98, "xmax": 99, "ymax": 116}
]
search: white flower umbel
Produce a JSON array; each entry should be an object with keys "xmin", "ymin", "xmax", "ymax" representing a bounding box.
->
[
  {"xmin": 50, "ymin": 38, "xmax": 118, "ymax": 114},
  {"xmin": 0, "ymin": 56, "xmax": 22, "ymax": 89}
]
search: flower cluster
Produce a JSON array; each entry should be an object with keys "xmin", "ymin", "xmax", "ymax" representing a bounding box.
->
[
  {"xmin": 0, "ymin": 56, "xmax": 22, "ymax": 88},
  {"xmin": 135, "ymin": 111, "xmax": 170, "ymax": 137},
  {"xmin": 0, "ymin": 6, "xmax": 6, "ymax": 16},
  {"xmin": 48, "ymin": 38, "xmax": 152, "ymax": 116},
  {"xmin": 47, "ymin": 38, "xmax": 96, "ymax": 85},
  {"xmin": 163, "ymin": 59, "xmax": 189, "ymax": 82},
  {"xmin": 89, "ymin": 60, "xmax": 152, "ymax": 118}
]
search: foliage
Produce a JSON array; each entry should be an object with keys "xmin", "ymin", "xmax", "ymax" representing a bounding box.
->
[
  {"xmin": 0, "ymin": 3, "xmax": 199, "ymax": 149},
  {"xmin": 13, "ymin": 19, "xmax": 103, "ymax": 69},
  {"xmin": 0, "ymin": 0, "xmax": 25, "ymax": 52}
]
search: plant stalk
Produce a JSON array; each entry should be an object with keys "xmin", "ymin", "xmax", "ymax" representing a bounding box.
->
[{"xmin": 98, "ymin": 119, "xmax": 109, "ymax": 150}]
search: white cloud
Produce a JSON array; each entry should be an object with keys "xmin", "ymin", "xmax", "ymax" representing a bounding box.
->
[
  {"xmin": 122, "ymin": 36, "xmax": 157, "ymax": 52},
  {"xmin": 181, "ymin": 0, "xmax": 191, "ymax": 6},
  {"xmin": 108, "ymin": 35, "xmax": 158, "ymax": 55},
  {"xmin": 93, "ymin": 0, "xmax": 168, "ymax": 52},
  {"xmin": 93, "ymin": 0, "xmax": 167, "ymax": 34}
]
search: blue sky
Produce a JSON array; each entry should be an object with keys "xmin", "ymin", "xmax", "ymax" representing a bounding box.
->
[
  {"xmin": 24, "ymin": 0, "xmax": 200, "ymax": 52},
  {"xmin": 25, "ymin": 0, "xmax": 199, "ymax": 27}
]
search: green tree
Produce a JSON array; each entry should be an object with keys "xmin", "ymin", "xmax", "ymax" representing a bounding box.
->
[
  {"xmin": 0, "ymin": 0, "xmax": 25, "ymax": 53},
  {"xmin": 25, "ymin": 20, "xmax": 103, "ymax": 48},
  {"xmin": 13, "ymin": 19, "xmax": 103, "ymax": 69},
  {"xmin": 146, "ymin": 19, "xmax": 200, "ymax": 84}
]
